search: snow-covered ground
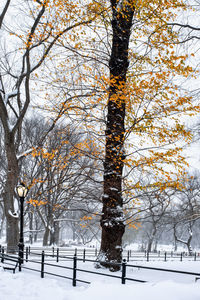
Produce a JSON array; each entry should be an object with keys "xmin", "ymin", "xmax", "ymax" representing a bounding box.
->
[
  {"xmin": 0, "ymin": 257, "xmax": 200, "ymax": 300},
  {"xmin": 0, "ymin": 268, "xmax": 200, "ymax": 300}
]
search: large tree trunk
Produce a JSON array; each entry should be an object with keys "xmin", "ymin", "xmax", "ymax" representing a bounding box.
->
[
  {"xmin": 99, "ymin": 1, "xmax": 134, "ymax": 271},
  {"xmin": 3, "ymin": 132, "xmax": 19, "ymax": 253}
]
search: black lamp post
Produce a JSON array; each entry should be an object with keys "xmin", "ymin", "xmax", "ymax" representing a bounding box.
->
[{"xmin": 16, "ymin": 182, "xmax": 28, "ymax": 266}]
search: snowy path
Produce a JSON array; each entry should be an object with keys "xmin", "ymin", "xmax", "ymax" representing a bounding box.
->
[
  {"xmin": 0, "ymin": 268, "xmax": 200, "ymax": 300},
  {"xmin": 0, "ymin": 260, "xmax": 200, "ymax": 300}
]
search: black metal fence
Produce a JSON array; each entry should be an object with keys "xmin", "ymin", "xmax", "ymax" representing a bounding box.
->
[
  {"xmin": 1, "ymin": 245, "xmax": 199, "ymax": 263},
  {"xmin": 0, "ymin": 247, "xmax": 200, "ymax": 287}
]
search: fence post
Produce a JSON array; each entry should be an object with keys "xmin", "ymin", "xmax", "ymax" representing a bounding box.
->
[
  {"xmin": 74, "ymin": 248, "xmax": 77, "ymax": 257},
  {"xmin": 83, "ymin": 249, "xmax": 86, "ymax": 262},
  {"xmin": 127, "ymin": 250, "xmax": 130, "ymax": 262},
  {"xmin": 41, "ymin": 251, "xmax": 45, "ymax": 278},
  {"xmin": 147, "ymin": 252, "xmax": 149, "ymax": 262},
  {"xmin": 180, "ymin": 252, "xmax": 183, "ymax": 262},
  {"xmin": 52, "ymin": 247, "xmax": 54, "ymax": 258},
  {"xmin": 29, "ymin": 246, "xmax": 31, "ymax": 255},
  {"xmin": 57, "ymin": 248, "xmax": 59, "ymax": 263},
  {"xmin": 164, "ymin": 252, "xmax": 167, "ymax": 262},
  {"xmin": 18, "ymin": 247, "xmax": 22, "ymax": 272},
  {"xmin": 1, "ymin": 246, "xmax": 4, "ymax": 263},
  {"xmin": 26, "ymin": 247, "xmax": 29, "ymax": 262},
  {"xmin": 194, "ymin": 252, "xmax": 196, "ymax": 261},
  {"xmin": 95, "ymin": 248, "xmax": 97, "ymax": 256},
  {"xmin": 122, "ymin": 259, "xmax": 126, "ymax": 284},
  {"xmin": 73, "ymin": 254, "xmax": 77, "ymax": 287},
  {"xmin": 18, "ymin": 254, "xmax": 21, "ymax": 272}
]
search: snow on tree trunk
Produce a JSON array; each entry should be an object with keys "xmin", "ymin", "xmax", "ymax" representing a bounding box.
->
[
  {"xmin": 50, "ymin": 222, "xmax": 60, "ymax": 246},
  {"xmin": 3, "ymin": 133, "xmax": 19, "ymax": 253},
  {"xmin": 98, "ymin": 0, "xmax": 134, "ymax": 271},
  {"xmin": 173, "ymin": 223, "xmax": 194, "ymax": 256}
]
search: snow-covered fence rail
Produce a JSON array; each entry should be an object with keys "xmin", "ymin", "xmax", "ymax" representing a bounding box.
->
[
  {"xmin": 0, "ymin": 252, "xmax": 19, "ymax": 270},
  {"xmin": 0, "ymin": 250, "xmax": 147, "ymax": 286},
  {"xmin": 1, "ymin": 250, "xmax": 200, "ymax": 286},
  {"xmin": 27, "ymin": 247, "xmax": 200, "ymax": 263},
  {"xmin": 0, "ymin": 245, "xmax": 199, "ymax": 263},
  {"xmin": 125, "ymin": 249, "xmax": 200, "ymax": 262},
  {"xmin": 0, "ymin": 245, "xmax": 99, "ymax": 259}
]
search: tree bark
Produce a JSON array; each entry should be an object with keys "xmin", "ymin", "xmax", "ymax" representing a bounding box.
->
[
  {"xmin": 147, "ymin": 239, "xmax": 153, "ymax": 253},
  {"xmin": 147, "ymin": 226, "xmax": 157, "ymax": 253},
  {"xmin": 173, "ymin": 223, "xmax": 193, "ymax": 255},
  {"xmin": 99, "ymin": 1, "xmax": 134, "ymax": 271},
  {"xmin": 2, "ymin": 132, "xmax": 19, "ymax": 252},
  {"xmin": 43, "ymin": 227, "xmax": 50, "ymax": 246},
  {"xmin": 49, "ymin": 222, "xmax": 60, "ymax": 246},
  {"xmin": 28, "ymin": 212, "xmax": 33, "ymax": 244},
  {"xmin": 0, "ymin": 211, "xmax": 5, "ymax": 239},
  {"xmin": 54, "ymin": 222, "xmax": 60, "ymax": 245}
]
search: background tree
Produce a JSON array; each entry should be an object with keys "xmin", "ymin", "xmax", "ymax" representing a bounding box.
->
[
  {"xmin": 170, "ymin": 174, "xmax": 200, "ymax": 254},
  {"xmin": 0, "ymin": 0, "xmax": 99, "ymax": 251},
  {"xmin": 21, "ymin": 120, "xmax": 102, "ymax": 246}
]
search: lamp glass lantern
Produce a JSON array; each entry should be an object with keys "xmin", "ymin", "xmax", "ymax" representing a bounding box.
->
[{"xmin": 16, "ymin": 183, "xmax": 28, "ymax": 198}]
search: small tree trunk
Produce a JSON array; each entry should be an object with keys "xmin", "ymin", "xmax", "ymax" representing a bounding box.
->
[
  {"xmin": 43, "ymin": 227, "xmax": 50, "ymax": 246},
  {"xmin": 49, "ymin": 222, "xmax": 60, "ymax": 246},
  {"xmin": 147, "ymin": 226, "xmax": 157, "ymax": 253},
  {"xmin": 49, "ymin": 229, "xmax": 54, "ymax": 246},
  {"xmin": 34, "ymin": 232, "xmax": 38, "ymax": 243},
  {"xmin": 54, "ymin": 221, "xmax": 60, "ymax": 245},
  {"xmin": 72, "ymin": 224, "xmax": 76, "ymax": 241},
  {"xmin": 0, "ymin": 211, "xmax": 5, "ymax": 239},
  {"xmin": 187, "ymin": 243, "xmax": 193, "ymax": 256},
  {"xmin": 173, "ymin": 223, "xmax": 193, "ymax": 255},
  {"xmin": 174, "ymin": 239, "xmax": 177, "ymax": 251},
  {"xmin": 147, "ymin": 239, "xmax": 153, "ymax": 253},
  {"xmin": 153, "ymin": 240, "xmax": 158, "ymax": 253},
  {"xmin": 187, "ymin": 229, "xmax": 193, "ymax": 256},
  {"xmin": 29, "ymin": 212, "xmax": 33, "ymax": 244},
  {"xmin": 34, "ymin": 214, "xmax": 40, "ymax": 242}
]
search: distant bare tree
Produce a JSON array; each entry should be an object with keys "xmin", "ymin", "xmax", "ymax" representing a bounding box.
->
[
  {"xmin": 19, "ymin": 120, "xmax": 102, "ymax": 246},
  {"xmin": 170, "ymin": 174, "xmax": 200, "ymax": 254},
  {"xmin": 0, "ymin": 0, "xmax": 98, "ymax": 251}
]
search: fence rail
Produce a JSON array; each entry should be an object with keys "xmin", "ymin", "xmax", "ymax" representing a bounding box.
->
[
  {"xmin": 0, "ymin": 247, "xmax": 200, "ymax": 287},
  {"xmin": 0, "ymin": 245, "xmax": 199, "ymax": 263}
]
